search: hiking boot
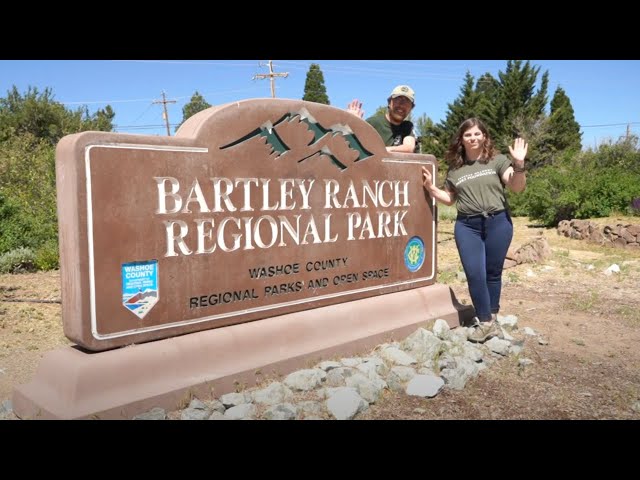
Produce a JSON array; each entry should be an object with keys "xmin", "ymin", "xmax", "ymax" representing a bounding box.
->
[
  {"xmin": 468, "ymin": 322, "xmax": 500, "ymax": 343},
  {"xmin": 468, "ymin": 316, "xmax": 481, "ymax": 327}
]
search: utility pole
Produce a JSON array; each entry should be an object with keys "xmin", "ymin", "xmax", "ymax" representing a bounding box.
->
[
  {"xmin": 253, "ymin": 60, "xmax": 289, "ymax": 98},
  {"xmin": 153, "ymin": 91, "xmax": 176, "ymax": 136}
]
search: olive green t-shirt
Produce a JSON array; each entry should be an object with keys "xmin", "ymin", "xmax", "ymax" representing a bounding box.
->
[
  {"xmin": 366, "ymin": 115, "xmax": 414, "ymax": 147},
  {"xmin": 445, "ymin": 154, "xmax": 512, "ymax": 216}
]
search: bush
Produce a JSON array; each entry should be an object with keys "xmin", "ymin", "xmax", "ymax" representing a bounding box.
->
[
  {"xmin": 0, "ymin": 247, "xmax": 36, "ymax": 273},
  {"xmin": 509, "ymin": 165, "xmax": 640, "ymax": 226},
  {"xmin": 0, "ymin": 134, "xmax": 58, "ymax": 258},
  {"xmin": 35, "ymin": 239, "xmax": 59, "ymax": 271},
  {"xmin": 0, "ymin": 192, "xmax": 30, "ymax": 253}
]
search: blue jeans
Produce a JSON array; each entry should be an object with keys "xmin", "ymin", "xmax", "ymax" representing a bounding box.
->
[{"xmin": 454, "ymin": 211, "xmax": 513, "ymax": 322}]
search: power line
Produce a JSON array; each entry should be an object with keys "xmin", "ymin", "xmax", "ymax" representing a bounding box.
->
[
  {"xmin": 581, "ymin": 121, "xmax": 640, "ymax": 128},
  {"xmin": 114, "ymin": 60, "xmax": 259, "ymax": 67},
  {"xmin": 113, "ymin": 124, "xmax": 182, "ymax": 132},
  {"xmin": 114, "ymin": 124, "xmax": 175, "ymax": 130},
  {"xmin": 59, "ymin": 87, "xmax": 263, "ymax": 107},
  {"xmin": 48, "ymin": 62, "xmax": 640, "ymax": 135},
  {"xmin": 277, "ymin": 60, "xmax": 463, "ymax": 80},
  {"xmin": 62, "ymin": 97, "xmax": 159, "ymax": 105}
]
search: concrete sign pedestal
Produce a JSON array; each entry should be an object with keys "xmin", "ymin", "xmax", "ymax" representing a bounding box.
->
[{"xmin": 14, "ymin": 283, "xmax": 471, "ymax": 419}]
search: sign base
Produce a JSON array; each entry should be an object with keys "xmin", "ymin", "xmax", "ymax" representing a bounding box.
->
[{"xmin": 13, "ymin": 284, "xmax": 473, "ymax": 419}]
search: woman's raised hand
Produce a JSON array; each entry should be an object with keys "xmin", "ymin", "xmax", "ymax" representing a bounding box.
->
[{"xmin": 508, "ymin": 137, "xmax": 528, "ymax": 165}]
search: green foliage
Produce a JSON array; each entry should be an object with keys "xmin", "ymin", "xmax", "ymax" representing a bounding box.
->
[
  {"xmin": 416, "ymin": 113, "xmax": 446, "ymax": 168},
  {"xmin": 548, "ymin": 86, "xmax": 582, "ymax": 154},
  {"xmin": 0, "ymin": 134, "xmax": 58, "ymax": 258},
  {"xmin": 302, "ymin": 64, "xmax": 330, "ymax": 105},
  {"xmin": 433, "ymin": 61, "xmax": 565, "ymax": 176},
  {"xmin": 35, "ymin": 239, "xmax": 59, "ymax": 271},
  {"xmin": 580, "ymin": 134, "xmax": 640, "ymax": 172},
  {"xmin": 373, "ymin": 106, "xmax": 387, "ymax": 118},
  {"xmin": 509, "ymin": 138, "xmax": 640, "ymax": 225},
  {"xmin": 176, "ymin": 91, "xmax": 211, "ymax": 131},
  {"xmin": 0, "ymin": 85, "xmax": 113, "ymax": 145},
  {"xmin": 437, "ymin": 72, "xmax": 480, "ymax": 148},
  {"xmin": 510, "ymin": 114, "xmax": 554, "ymax": 169},
  {"xmin": 495, "ymin": 61, "xmax": 548, "ymax": 142},
  {"xmin": 427, "ymin": 71, "xmax": 502, "ymax": 163},
  {"xmin": 494, "ymin": 61, "xmax": 549, "ymax": 167},
  {"xmin": 0, "ymin": 86, "xmax": 113, "ymax": 271},
  {"xmin": 0, "ymin": 247, "xmax": 36, "ymax": 274},
  {"xmin": 84, "ymin": 104, "xmax": 115, "ymax": 132},
  {"xmin": 0, "ymin": 192, "xmax": 31, "ymax": 253}
]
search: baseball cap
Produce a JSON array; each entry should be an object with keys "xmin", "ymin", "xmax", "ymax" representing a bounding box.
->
[{"xmin": 389, "ymin": 85, "xmax": 415, "ymax": 104}]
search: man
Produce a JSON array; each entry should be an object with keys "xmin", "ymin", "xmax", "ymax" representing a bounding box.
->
[{"xmin": 347, "ymin": 85, "xmax": 417, "ymax": 153}]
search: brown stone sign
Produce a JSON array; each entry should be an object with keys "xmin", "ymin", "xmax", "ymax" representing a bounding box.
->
[{"xmin": 56, "ymin": 99, "xmax": 437, "ymax": 351}]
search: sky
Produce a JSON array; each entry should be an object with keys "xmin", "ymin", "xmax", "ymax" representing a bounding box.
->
[{"xmin": 1, "ymin": 59, "xmax": 639, "ymax": 149}]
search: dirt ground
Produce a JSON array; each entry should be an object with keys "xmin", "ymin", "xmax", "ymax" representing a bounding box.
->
[{"xmin": 2, "ymin": 216, "xmax": 640, "ymax": 419}]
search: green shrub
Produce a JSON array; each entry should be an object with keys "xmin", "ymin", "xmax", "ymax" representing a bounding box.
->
[
  {"xmin": 0, "ymin": 247, "xmax": 37, "ymax": 273},
  {"xmin": 509, "ymin": 165, "xmax": 640, "ymax": 226},
  {"xmin": 0, "ymin": 134, "xmax": 58, "ymax": 258},
  {"xmin": 0, "ymin": 192, "xmax": 30, "ymax": 253},
  {"xmin": 35, "ymin": 239, "xmax": 59, "ymax": 271},
  {"xmin": 509, "ymin": 136, "xmax": 640, "ymax": 225}
]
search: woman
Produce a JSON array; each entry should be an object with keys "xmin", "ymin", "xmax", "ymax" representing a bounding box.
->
[{"xmin": 422, "ymin": 118, "xmax": 528, "ymax": 343}]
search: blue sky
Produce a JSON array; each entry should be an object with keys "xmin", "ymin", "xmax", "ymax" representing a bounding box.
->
[{"xmin": 1, "ymin": 59, "xmax": 639, "ymax": 149}]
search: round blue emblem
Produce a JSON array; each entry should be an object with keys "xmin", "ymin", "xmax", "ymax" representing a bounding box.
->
[{"xmin": 404, "ymin": 236, "xmax": 425, "ymax": 272}]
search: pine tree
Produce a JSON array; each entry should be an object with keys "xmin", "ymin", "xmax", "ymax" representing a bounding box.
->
[
  {"xmin": 302, "ymin": 64, "xmax": 330, "ymax": 105},
  {"xmin": 494, "ymin": 60, "xmax": 549, "ymax": 148},
  {"xmin": 437, "ymin": 71, "xmax": 480, "ymax": 151},
  {"xmin": 176, "ymin": 91, "xmax": 211, "ymax": 131},
  {"xmin": 415, "ymin": 113, "xmax": 446, "ymax": 174},
  {"xmin": 548, "ymin": 86, "xmax": 582, "ymax": 153},
  {"xmin": 490, "ymin": 60, "xmax": 553, "ymax": 169},
  {"xmin": 529, "ymin": 71, "xmax": 549, "ymax": 119},
  {"xmin": 474, "ymin": 73, "xmax": 499, "ymax": 137},
  {"xmin": 373, "ymin": 105, "xmax": 387, "ymax": 118}
]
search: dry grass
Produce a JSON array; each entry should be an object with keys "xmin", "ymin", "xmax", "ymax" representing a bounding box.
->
[
  {"xmin": 2, "ymin": 216, "xmax": 640, "ymax": 419},
  {"xmin": 358, "ymin": 216, "xmax": 640, "ymax": 419}
]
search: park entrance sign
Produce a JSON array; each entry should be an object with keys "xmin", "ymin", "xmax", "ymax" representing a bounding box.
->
[{"xmin": 56, "ymin": 99, "xmax": 437, "ymax": 351}]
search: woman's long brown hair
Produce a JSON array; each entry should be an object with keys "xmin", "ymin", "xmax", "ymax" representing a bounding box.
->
[{"xmin": 445, "ymin": 118, "xmax": 496, "ymax": 170}]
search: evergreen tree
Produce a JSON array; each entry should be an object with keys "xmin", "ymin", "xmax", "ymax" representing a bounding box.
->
[
  {"xmin": 82, "ymin": 105, "xmax": 115, "ymax": 132},
  {"xmin": 176, "ymin": 91, "xmax": 211, "ymax": 131},
  {"xmin": 437, "ymin": 71, "xmax": 481, "ymax": 152},
  {"xmin": 494, "ymin": 60, "xmax": 548, "ymax": 147},
  {"xmin": 529, "ymin": 71, "xmax": 549, "ymax": 119},
  {"xmin": 415, "ymin": 113, "xmax": 446, "ymax": 175},
  {"xmin": 372, "ymin": 106, "xmax": 414, "ymax": 121},
  {"xmin": 490, "ymin": 61, "xmax": 552, "ymax": 169},
  {"xmin": 474, "ymin": 73, "xmax": 500, "ymax": 136},
  {"xmin": 548, "ymin": 86, "xmax": 582, "ymax": 153},
  {"xmin": 302, "ymin": 64, "xmax": 330, "ymax": 105},
  {"xmin": 374, "ymin": 105, "xmax": 388, "ymax": 118}
]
